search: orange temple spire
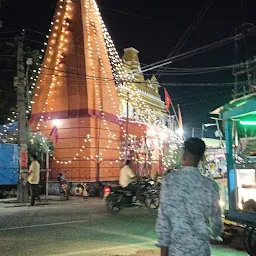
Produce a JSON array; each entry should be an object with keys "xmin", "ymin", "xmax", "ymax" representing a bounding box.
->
[{"xmin": 30, "ymin": 0, "xmax": 121, "ymax": 181}]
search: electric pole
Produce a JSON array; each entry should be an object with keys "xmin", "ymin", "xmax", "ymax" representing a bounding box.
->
[
  {"xmin": 191, "ymin": 127, "xmax": 195, "ymax": 137},
  {"xmin": 16, "ymin": 30, "xmax": 29, "ymax": 203},
  {"xmin": 125, "ymin": 91, "xmax": 129, "ymax": 160}
]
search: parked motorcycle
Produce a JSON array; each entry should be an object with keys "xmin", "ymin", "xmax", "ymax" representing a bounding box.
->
[
  {"xmin": 57, "ymin": 171, "xmax": 70, "ymax": 200},
  {"xmin": 104, "ymin": 179, "xmax": 159, "ymax": 212}
]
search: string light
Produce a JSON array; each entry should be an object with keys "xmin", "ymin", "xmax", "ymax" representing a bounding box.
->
[{"xmin": 26, "ymin": 0, "xmax": 183, "ymax": 175}]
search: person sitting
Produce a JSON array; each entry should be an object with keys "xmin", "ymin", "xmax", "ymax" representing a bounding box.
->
[{"xmin": 119, "ymin": 159, "xmax": 141, "ymax": 202}]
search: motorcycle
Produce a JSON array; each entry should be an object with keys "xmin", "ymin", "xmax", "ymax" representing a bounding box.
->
[
  {"xmin": 104, "ymin": 179, "xmax": 160, "ymax": 213},
  {"xmin": 57, "ymin": 171, "xmax": 70, "ymax": 200}
]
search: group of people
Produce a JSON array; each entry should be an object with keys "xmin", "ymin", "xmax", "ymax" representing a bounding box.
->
[
  {"xmin": 27, "ymin": 137, "xmax": 222, "ymax": 255},
  {"xmin": 119, "ymin": 138, "xmax": 222, "ymax": 256}
]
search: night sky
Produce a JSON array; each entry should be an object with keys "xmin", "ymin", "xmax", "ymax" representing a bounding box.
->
[{"xmin": 1, "ymin": 0, "xmax": 256, "ymax": 137}]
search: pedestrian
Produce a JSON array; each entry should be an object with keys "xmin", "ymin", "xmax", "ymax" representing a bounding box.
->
[
  {"xmin": 156, "ymin": 138, "xmax": 222, "ymax": 256},
  {"xmin": 27, "ymin": 154, "xmax": 41, "ymax": 206}
]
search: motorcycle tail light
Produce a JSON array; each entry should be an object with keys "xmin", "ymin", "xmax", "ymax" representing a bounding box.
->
[{"xmin": 104, "ymin": 186, "xmax": 111, "ymax": 193}]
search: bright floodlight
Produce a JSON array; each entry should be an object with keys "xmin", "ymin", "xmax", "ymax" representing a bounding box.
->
[
  {"xmin": 240, "ymin": 120, "xmax": 256, "ymax": 126},
  {"xmin": 204, "ymin": 123, "xmax": 217, "ymax": 127},
  {"xmin": 147, "ymin": 127, "xmax": 156, "ymax": 137},
  {"xmin": 176, "ymin": 128, "xmax": 184, "ymax": 136},
  {"xmin": 53, "ymin": 119, "xmax": 61, "ymax": 126},
  {"xmin": 159, "ymin": 131, "xmax": 168, "ymax": 140}
]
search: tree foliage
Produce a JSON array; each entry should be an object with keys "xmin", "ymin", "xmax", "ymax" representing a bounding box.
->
[
  {"xmin": 2, "ymin": 127, "xmax": 54, "ymax": 158},
  {"xmin": 27, "ymin": 130, "xmax": 54, "ymax": 156}
]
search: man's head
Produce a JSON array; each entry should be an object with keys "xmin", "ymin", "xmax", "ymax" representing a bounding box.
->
[
  {"xmin": 182, "ymin": 138, "xmax": 206, "ymax": 167},
  {"xmin": 125, "ymin": 159, "xmax": 131, "ymax": 166},
  {"xmin": 30, "ymin": 154, "xmax": 37, "ymax": 162}
]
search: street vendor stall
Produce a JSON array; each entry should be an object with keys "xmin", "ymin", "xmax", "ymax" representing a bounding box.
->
[
  {"xmin": 203, "ymin": 138, "xmax": 227, "ymax": 178},
  {"xmin": 212, "ymin": 93, "xmax": 256, "ymax": 255}
]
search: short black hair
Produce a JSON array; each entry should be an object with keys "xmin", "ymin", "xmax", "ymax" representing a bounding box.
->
[
  {"xmin": 30, "ymin": 154, "xmax": 38, "ymax": 161},
  {"xmin": 184, "ymin": 138, "xmax": 205, "ymax": 163},
  {"xmin": 125, "ymin": 159, "xmax": 131, "ymax": 165}
]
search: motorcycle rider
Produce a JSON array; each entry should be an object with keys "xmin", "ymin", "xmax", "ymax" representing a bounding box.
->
[{"xmin": 119, "ymin": 159, "xmax": 141, "ymax": 203}]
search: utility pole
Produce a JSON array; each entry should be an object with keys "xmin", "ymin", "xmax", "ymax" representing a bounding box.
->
[
  {"xmin": 191, "ymin": 127, "xmax": 195, "ymax": 137},
  {"xmin": 125, "ymin": 91, "xmax": 129, "ymax": 160},
  {"xmin": 96, "ymin": 116, "xmax": 101, "ymax": 182},
  {"xmin": 201, "ymin": 123, "xmax": 204, "ymax": 139},
  {"xmin": 16, "ymin": 30, "xmax": 29, "ymax": 203}
]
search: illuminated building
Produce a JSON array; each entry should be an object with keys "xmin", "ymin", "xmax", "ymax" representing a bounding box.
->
[{"xmin": 30, "ymin": 0, "xmax": 183, "ymax": 182}]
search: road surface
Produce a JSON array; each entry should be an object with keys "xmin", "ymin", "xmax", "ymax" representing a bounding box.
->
[{"xmin": 0, "ymin": 197, "xmax": 247, "ymax": 256}]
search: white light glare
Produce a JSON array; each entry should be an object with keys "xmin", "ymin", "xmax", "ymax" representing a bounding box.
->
[
  {"xmin": 53, "ymin": 119, "xmax": 61, "ymax": 126},
  {"xmin": 175, "ymin": 128, "xmax": 184, "ymax": 136}
]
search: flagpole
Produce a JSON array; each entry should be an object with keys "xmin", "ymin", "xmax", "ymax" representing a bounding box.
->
[
  {"xmin": 171, "ymin": 104, "xmax": 179, "ymax": 126},
  {"xmin": 164, "ymin": 88, "xmax": 179, "ymax": 127},
  {"xmin": 125, "ymin": 91, "xmax": 129, "ymax": 160}
]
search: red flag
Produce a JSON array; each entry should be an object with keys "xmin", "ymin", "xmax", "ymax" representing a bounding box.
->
[
  {"xmin": 177, "ymin": 104, "xmax": 183, "ymax": 129},
  {"xmin": 164, "ymin": 88, "xmax": 172, "ymax": 114},
  {"xmin": 50, "ymin": 125, "xmax": 59, "ymax": 144}
]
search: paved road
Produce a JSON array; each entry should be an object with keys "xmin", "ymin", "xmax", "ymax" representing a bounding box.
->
[{"xmin": 0, "ymin": 198, "xmax": 247, "ymax": 256}]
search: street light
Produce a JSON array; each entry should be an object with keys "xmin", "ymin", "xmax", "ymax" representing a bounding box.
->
[
  {"xmin": 175, "ymin": 128, "xmax": 184, "ymax": 137},
  {"xmin": 201, "ymin": 122, "xmax": 223, "ymax": 140},
  {"xmin": 53, "ymin": 119, "xmax": 61, "ymax": 127},
  {"xmin": 240, "ymin": 120, "xmax": 256, "ymax": 125},
  {"xmin": 204, "ymin": 123, "xmax": 217, "ymax": 127},
  {"xmin": 201, "ymin": 123, "xmax": 217, "ymax": 138}
]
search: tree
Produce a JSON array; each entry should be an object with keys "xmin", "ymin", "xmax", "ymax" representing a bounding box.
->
[
  {"xmin": 0, "ymin": 0, "xmax": 6, "ymax": 8},
  {"xmin": 1, "ymin": 125, "xmax": 54, "ymax": 160},
  {"xmin": 27, "ymin": 130, "xmax": 54, "ymax": 163}
]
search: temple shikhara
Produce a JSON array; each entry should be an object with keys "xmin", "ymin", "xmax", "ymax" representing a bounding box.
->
[{"xmin": 30, "ymin": 0, "xmax": 183, "ymax": 183}]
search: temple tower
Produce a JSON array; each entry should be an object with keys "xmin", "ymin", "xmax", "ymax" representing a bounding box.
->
[{"xmin": 30, "ymin": 0, "xmax": 121, "ymax": 181}]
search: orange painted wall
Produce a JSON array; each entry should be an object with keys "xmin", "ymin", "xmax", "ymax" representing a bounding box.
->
[{"xmin": 30, "ymin": 0, "xmax": 121, "ymax": 182}]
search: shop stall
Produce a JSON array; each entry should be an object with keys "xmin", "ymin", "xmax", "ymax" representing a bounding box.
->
[{"xmin": 212, "ymin": 93, "xmax": 256, "ymax": 255}]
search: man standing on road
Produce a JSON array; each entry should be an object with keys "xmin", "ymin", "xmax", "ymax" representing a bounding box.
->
[
  {"xmin": 156, "ymin": 138, "xmax": 222, "ymax": 256},
  {"xmin": 27, "ymin": 154, "xmax": 41, "ymax": 206}
]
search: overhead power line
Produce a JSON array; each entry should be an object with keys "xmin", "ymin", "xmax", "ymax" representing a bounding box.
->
[
  {"xmin": 24, "ymin": 29, "xmax": 48, "ymax": 36},
  {"xmin": 99, "ymin": 6, "xmax": 151, "ymax": 20},
  {"xmin": 142, "ymin": 26, "xmax": 256, "ymax": 73},
  {"xmin": 0, "ymin": 30, "xmax": 20, "ymax": 34},
  {"xmin": 161, "ymin": 81, "xmax": 247, "ymax": 87},
  {"xmin": 151, "ymin": 61, "xmax": 254, "ymax": 75},
  {"xmin": 155, "ymin": 61, "xmax": 251, "ymax": 72},
  {"xmin": 37, "ymin": 67, "xmax": 245, "ymax": 87},
  {"xmin": 156, "ymin": 0, "xmax": 214, "ymax": 78}
]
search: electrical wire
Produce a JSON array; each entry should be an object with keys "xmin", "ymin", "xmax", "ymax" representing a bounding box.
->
[
  {"xmin": 24, "ymin": 36, "xmax": 111, "ymax": 58},
  {"xmin": 142, "ymin": 26, "xmax": 256, "ymax": 72},
  {"xmin": 149, "ymin": 69, "xmax": 230, "ymax": 76},
  {"xmin": 161, "ymin": 82, "xmax": 245, "ymax": 87},
  {"xmin": 24, "ymin": 29, "xmax": 48, "ymax": 36},
  {"xmin": 36, "ymin": 74, "xmax": 244, "ymax": 88},
  {"xmin": 35, "ymin": 64, "xmax": 247, "ymax": 87},
  {"xmin": 0, "ymin": 37, "xmax": 15, "ymax": 40},
  {"xmin": 23, "ymin": 29, "xmax": 256, "ymax": 79},
  {"xmin": 0, "ymin": 30, "xmax": 20, "ymax": 34},
  {"xmin": 155, "ymin": 62, "xmax": 252, "ymax": 72},
  {"xmin": 171, "ymin": 88, "xmax": 232, "ymax": 102},
  {"xmin": 99, "ymin": 6, "xmax": 152, "ymax": 20},
  {"xmin": 156, "ymin": 0, "xmax": 214, "ymax": 78}
]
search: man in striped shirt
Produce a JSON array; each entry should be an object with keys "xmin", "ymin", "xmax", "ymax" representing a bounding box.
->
[{"xmin": 156, "ymin": 138, "xmax": 222, "ymax": 256}]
